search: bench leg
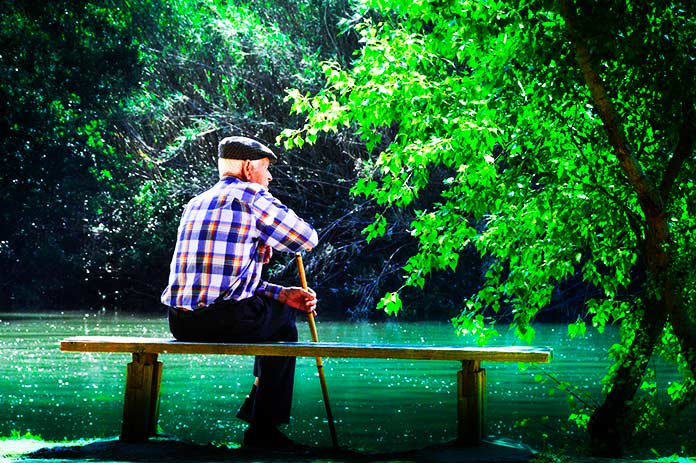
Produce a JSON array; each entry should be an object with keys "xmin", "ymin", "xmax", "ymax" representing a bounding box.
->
[
  {"xmin": 457, "ymin": 360, "xmax": 486, "ymax": 446},
  {"xmin": 120, "ymin": 353, "xmax": 162, "ymax": 442}
]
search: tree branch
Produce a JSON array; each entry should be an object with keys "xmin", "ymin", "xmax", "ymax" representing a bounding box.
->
[
  {"xmin": 568, "ymin": 130, "xmax": 644, "ymax": 245},
  {"xmin": 559, "ymin": 0, "xmax": 664, "ymax": 216}
]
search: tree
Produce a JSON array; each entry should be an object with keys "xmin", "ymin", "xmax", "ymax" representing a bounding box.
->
[
  {"xmin": 1, "ymin": 0, "xmax": 376, "ymax": 314},
  {"xmin": 283, "ymin": 0, "xmax": 696, "ymax": 456},
  {"xmin": 95, "ymin": 0, "xmax": 368, "ymax": 311},
  {"xmin": 0, "ymin": 0, "xmax": 146, "ymax": 308}
]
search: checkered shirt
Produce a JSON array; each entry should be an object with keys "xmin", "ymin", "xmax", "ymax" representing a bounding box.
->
[{"xmin": 161, "ymin": 176, "xmax": 318, "ymax": 310}]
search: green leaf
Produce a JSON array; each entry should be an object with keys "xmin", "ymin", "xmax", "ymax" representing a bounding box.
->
[
  {"xmin": 376, "ymin": 291, "xmax": 402, "ymax": 316},
  {"xmin": 568, "ymin": 320, "xmax": 586, "ymax": 339}
]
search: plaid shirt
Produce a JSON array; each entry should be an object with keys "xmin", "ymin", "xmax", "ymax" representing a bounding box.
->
[{"xmin": 161, "ymin": 176, "xmax": 318, "ymax": 310}]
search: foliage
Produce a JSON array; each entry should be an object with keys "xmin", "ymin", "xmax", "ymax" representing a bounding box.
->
[
  {"xmin": 1, "ymin": 0, "xmax": 388, "ymax": 313},
  {"xmin": 1, "ymin": 0, "xmax": 479, "ymax": 319},
  {"xmin": 283, "ymin": 0, "xmax": 696, "ymax": 454},
  {"xmin": 0, "ymin": 0, "xmax": 148, "ymax": 308},
  {"xmin": 100, "ymin": 0, "xmax": 370, "ymax": 310}
]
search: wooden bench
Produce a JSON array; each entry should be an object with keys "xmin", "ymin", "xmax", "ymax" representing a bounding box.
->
[{"xmin": 60, "ymin": 336, "xmax": 552, "ymax": 445}]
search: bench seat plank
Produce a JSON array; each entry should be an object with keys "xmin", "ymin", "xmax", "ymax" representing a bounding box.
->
[{"xmin": 60, "ymin": 336, "xmax": 552, "ymax": 363}]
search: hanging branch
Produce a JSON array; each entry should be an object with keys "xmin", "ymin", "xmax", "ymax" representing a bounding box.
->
[{"xmin": 559, "ymin": 0, "xmax": 663, "ymax": 216}]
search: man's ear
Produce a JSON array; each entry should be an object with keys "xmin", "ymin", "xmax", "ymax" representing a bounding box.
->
[{"xmin": 241, "ymin": 160, "xmax": 252, "ymax": 181}]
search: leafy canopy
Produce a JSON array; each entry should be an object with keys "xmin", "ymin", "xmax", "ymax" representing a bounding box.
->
[{"xmin": 283, "ymin": 0, "xmax": 696, "ymax": 350}]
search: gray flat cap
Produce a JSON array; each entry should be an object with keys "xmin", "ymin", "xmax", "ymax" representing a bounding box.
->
[{"xmin": 218, "ymin": 136, "xmax": 278, "ymax": 163}]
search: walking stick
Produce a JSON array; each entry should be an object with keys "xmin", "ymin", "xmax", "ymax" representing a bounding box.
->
[{"xmin": 295, "ymin": 252, "xmax": 339, "ymax": 448}]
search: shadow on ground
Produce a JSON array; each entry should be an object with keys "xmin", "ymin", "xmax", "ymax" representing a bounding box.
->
[{"xmin": 22, "ymin": 435, "xmax": 539, "ymax": 463}]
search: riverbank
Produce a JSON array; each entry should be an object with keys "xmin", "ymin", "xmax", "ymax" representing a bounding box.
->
[
  {"xmin": 3, "ymin": 435, "xmax": 694, "ymax": 463},
  {"xmin": 5, "ymin": 435, "xmax": 542, "ymax": 463}
]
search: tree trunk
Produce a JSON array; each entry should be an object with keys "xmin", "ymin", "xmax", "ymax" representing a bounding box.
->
[
  {"xmin": 586, "ymin": 294, "xmax": 668, "ymax": 456},
  {"xmin": 585, "ymin": 202, "xmax": 675, "ymax": 456},
  {"xmin": 559, "ymin": 0, "xmax": 679, "ymax": 456}
]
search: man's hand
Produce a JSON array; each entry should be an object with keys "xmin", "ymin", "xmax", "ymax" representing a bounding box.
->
[
  {"xmin": 259, "ymin": 244, "xmax": 273, "ymax": 265},
  {"xmin": 279, "ymin": 286, "xmax": 317, "ymax": 313}
]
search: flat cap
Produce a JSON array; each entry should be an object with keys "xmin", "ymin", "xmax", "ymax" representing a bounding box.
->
[{"xmin": 218, "ymin": 136, "xmax": 278, "ymax": 163}]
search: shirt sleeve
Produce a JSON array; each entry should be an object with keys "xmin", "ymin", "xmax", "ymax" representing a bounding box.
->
[
  {"xmin": 251, "ymin": 189, "xmax": 319, "ymax": 252},
  {"xmin": 255, "ymin": 280, "xmax": 283, "ymax": 300}
]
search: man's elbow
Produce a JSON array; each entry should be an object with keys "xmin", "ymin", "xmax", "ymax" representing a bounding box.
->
[{"xmin": 306, "ymin": 229, "xmax": 319, "ymax": 249}]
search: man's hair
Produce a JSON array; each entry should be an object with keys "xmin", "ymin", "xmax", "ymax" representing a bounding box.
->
[{"xmin": 218, "ymin": 157, "xmax": 265, "ymax": 179}]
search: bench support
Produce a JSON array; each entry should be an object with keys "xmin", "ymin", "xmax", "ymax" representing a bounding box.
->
[
  {"xmin": 119, "ymin": 356, "xmax": 488, "ymax": 445},
  {"xmin": 457, "ymin": 360, "xmax": 486, "ymax": 445},
  {"xmin": 121, "ymin": 353, "xmax": 162, "ymax": 442}
]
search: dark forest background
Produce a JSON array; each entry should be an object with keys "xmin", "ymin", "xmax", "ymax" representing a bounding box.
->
[{"xmin": 0, "ymin": 0, "xmax": 495, "ymax": 320}]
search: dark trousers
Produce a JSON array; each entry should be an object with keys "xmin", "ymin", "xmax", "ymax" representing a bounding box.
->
[{"xmin": 168, "ymin": 296, "xmax": 297, "ymax": 425}]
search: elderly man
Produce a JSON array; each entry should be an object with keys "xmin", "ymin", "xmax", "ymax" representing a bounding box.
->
[{"xmin": 161, "ymin": 136, "xmax": 318, "ymax": 450}]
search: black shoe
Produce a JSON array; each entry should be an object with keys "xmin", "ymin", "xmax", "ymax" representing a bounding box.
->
[{"xmin": 243, "ymin": 424, "xmax": 308, "ymax": 451}]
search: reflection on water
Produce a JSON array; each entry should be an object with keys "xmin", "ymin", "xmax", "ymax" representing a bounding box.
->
[{"xmin": 0, "ymin": 312, "xmax": 693, "ymax": 457}]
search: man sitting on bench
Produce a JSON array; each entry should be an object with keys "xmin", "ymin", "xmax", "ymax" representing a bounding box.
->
[{"xmin": 160, "ymin": 136, "xmax": 319, "ymax": 450}]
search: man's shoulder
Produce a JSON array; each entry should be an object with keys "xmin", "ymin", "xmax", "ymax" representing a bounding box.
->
[
  {"xmin": 232, "ymin": 182, "xmax": 289, "ymax": 215},
  {"xmin": 212, "ymin": 176, "xmax": 263, "ymax": 199},
  {"xmin": 229, "ymin": 179, "xmax": 280, "ymax": 204},
  {"xmin": 190, "ymin": 176, "xmax": 282, "ymax": 210}
]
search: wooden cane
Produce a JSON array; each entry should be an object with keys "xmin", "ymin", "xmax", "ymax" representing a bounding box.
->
[{"xmin": 295, "ymin": 252, "xmax": 339, "ymax": 448}]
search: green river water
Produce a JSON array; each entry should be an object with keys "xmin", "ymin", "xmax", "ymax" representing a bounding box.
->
[{"xmin": 1, "ymin": 312, "xmax": 693, "ymax": 457}]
